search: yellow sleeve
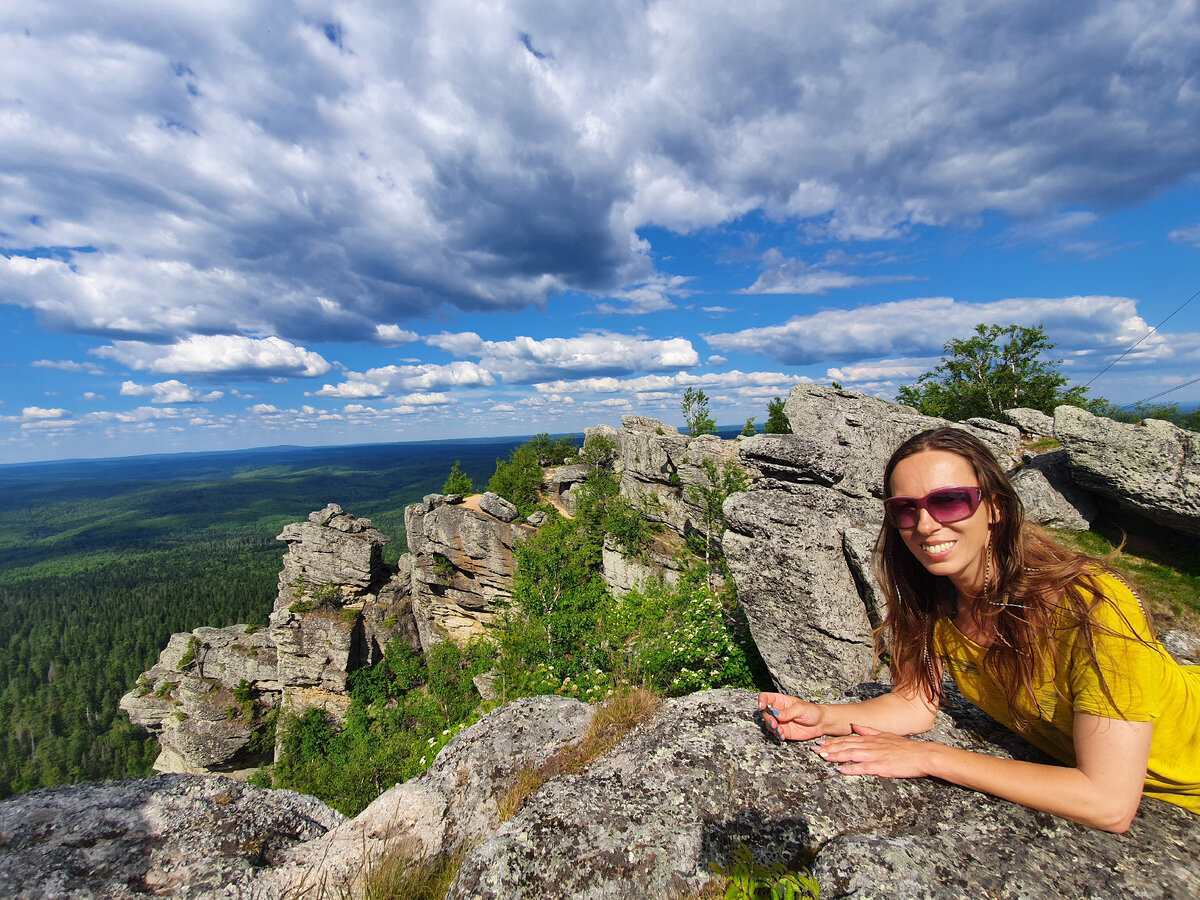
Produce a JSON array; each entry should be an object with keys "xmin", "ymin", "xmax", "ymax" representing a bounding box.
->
[{"xmin": 1068, "ymin": 573, "xmax": 1167, "ymax": 722}]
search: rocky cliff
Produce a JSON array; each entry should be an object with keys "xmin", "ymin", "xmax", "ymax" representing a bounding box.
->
[{"xmin": 15, "ymin": 388, "xmax": 1200, "ymax": 898}]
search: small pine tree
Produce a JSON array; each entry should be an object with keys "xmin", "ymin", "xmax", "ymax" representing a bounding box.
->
[
  {"xmin": 741, "ymin": 417, "xmax": 756, "ymax": 437},
  {"xmin": 764, "ymin": 397, "xmax": 791, "ymax": 434},
  {"xmin": 442, "ymin": 460, "xmax": 473, "ymax": 495}
]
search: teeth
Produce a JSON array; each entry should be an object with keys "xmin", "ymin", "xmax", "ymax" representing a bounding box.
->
[{"xmin": 924, "ymin": 541, "xmax": 955, "ymax": 554}]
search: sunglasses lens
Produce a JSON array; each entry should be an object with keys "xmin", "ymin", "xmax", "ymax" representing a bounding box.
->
[
  {"xmin": 926, "ymin": 489, "xmax": 978, "ymax": 523},
  {"xmin": 884, "ymin": 500, "xmax": 920, "ymax": 529}
]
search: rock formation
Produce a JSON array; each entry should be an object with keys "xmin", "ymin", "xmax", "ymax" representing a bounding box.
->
[{"xmin": 1054, "ymin": 405, "xmax": 1200, "ymax": 537}]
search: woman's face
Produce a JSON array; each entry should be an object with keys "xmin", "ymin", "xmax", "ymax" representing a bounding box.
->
[{"xmin": 888, "ymin": 449, "xmax": 996, "ymax": 596}]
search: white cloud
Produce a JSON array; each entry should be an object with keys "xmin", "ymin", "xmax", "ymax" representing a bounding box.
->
[
  {"xmin": 1168, "ymin": 223, "xmax": 1200, "ymax": 248},
  {"xmin": 425, "ymin": 331, "xmax": 700, "ymax": 382},
  {"xmin": 21, "ymin": 406, "xmax": 67, "ymax": 420},
  {"xmin": 94, "ymin": 335, "xmax": 331, "ymax": 377},
  {"xmin": 534, "ymin": 369, "xmax": 814, "ymax": 395},
  {"xmin": 32, "ymin": 359, "xmax": 106, "ymax": 375},
  {"xmin": 314, "ymin": 361, "xmax": 496, "ymax": 398},
  {"xmin": 490, "ymin": 404, "xmax": 516, "ymax": 412},
  {"xmin": 392, "ymin": 392, "xmax": 451, "ymax": 406},
  {"xmin": 707, "ymin": 295, "xmax": 1163, "ymax": 366},
  {"xmin": 120, "ymin": 379, "xmax": 224, "ymax": 403},
  {"xmin": 827, "ymin": 358, "xmax": 940, "ymax": 383},
  {"xmin": 706, "ymin": 355, "xmax": 728, "ymax": 366},
  {"xmin": 374, "ymin": 324, "xmax": 419, "ymax": 345}
]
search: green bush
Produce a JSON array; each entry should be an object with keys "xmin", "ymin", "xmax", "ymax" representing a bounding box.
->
[
  {"xmin": 528, "ymin": 433, "xmax": 578, "ymax": 466},
  {"xmin": 442, "ymin": 460, "xmax": 474, "ymax": 495},
  {"xmin": 487, "ymin": 443, "xmax": 544, "ymax": 514}
]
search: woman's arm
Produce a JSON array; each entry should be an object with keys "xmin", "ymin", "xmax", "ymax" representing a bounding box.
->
[
  {"xmin": 815, "ymin": 713, "xmax": 1152, "ymax": 833},
  {"xmin": 758, "ymin": 683, "xmax": 938, "ymax": 742}
]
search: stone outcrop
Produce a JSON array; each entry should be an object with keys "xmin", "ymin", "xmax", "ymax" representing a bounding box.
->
[
  {"xmin": 123, "ymin": 503, "xmax": 419, "ymax": 775},
  {"xmin": 405, "ymin": 493, "xmax": 535, "ymax": 647},
  {"xmin": 0, "ymin": 775, "xmax": 344, "ymax": 899},
  {"xmin": 1054, "ymin": 405, "xmax": 1200, "ymax": 537},
  {"xmin": 600, "ymin": 530, "xmax": 685, "ymax": 596},
  {"xmin": 1003, "ymin": 406, "xmax": 1055, "ymax": 438},
  {"xmin": 43, "ymin": 690, "xmax": 1199, "ymax": 898},
  {"xmin": 1009, "ymin": 448, "xmax": 1096, "ymax": 531}
]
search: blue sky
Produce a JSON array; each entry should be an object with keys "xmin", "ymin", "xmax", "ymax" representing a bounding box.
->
[{"xmin": 2, "ymin": 1, "xmax": 1199, "ymax": 464}]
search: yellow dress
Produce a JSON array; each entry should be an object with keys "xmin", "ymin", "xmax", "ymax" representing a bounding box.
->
[{"xmin": 934, "ymin": 571, "xmax": 1200, "ymax": 815}]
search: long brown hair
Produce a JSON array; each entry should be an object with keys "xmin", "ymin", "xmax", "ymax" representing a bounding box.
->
[{"xmin": 871, "ymin": 427, "xmax": 1132, "ymax": 730}]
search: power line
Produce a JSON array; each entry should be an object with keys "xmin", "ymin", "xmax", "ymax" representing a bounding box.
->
[
  {"xmin": 1122, "ymin": 373, "xmax": 1200, "ymax": 410},
  {"xmin": 1083, "ymin": 286, "xmax": 1200, "ymax": 389}
]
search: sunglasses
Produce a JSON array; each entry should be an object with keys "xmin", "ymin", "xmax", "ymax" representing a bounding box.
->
[{"xmin": 883, "ymin": 486, "xmax": 984, "ymax": 529}]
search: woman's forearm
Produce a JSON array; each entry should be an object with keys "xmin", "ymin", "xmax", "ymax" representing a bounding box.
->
[{"xmin": 815, "ymin": 689, "xmax": 937, "ymax": 737}]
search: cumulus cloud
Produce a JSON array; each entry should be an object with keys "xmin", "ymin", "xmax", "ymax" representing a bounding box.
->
[
  {"xmin": 826, "ymin": 358, "xmax": 939, "ymax": 384},
  {"xmin": 424, "ymin": 331, "xmax": 700, "ymax": 382},
  {"xmin": 374, "ymin": 324, "xmax": 419, "ymax": 345},
  {"xmin": 21, "ymin": 406, "xmax": 67, "ymax": 420},
  {"xmin": 313, "ymin": 361, "xmax": 496, "ymax": 398},
  {"xmin": 94, "ymin": 335, "xmax": 331, "ymax": 377},
  {"xmin": 120, "ymin": 379, "xmax": 224, "ymax": 403},
  {"xmin": 707, "ymin": 295, "xmax": 1163, "ymax": 366},
  {"xmin": 1, "ymin": 1, "xmax": 1196, "ymax": 348}
]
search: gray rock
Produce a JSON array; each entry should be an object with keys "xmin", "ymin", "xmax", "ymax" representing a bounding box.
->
[
  {"xmin": 1161, "ymin": 629, "xmax": 1200, "ymax": 666},
  {"xmin": 266, "ymin": 695, "xmax": 595, "ymax": 896},
  {"xmin": 0, "ymin": 775, "xmax": 344, "ymax": 900},
  {"xmin": 600, "ymin": 531, "xmax": 684, "ymax": 597},
  {"xmin": 405, "ymin": 495, "xmax": 534, "ymax": 647},
  {"xmin": 445, "ymin": 690, "xmax": 1199, "ymax": 900},
  {"xmin": 1054, "ymin": 406, "xmax": 1200, "ymax": 537},
  {"xmin": 478, "ymin": 491, "xmax": 520, "ymax": 522},
  {"xmin": 724, "ymin": 486, "xmax": 879, "ymax": 697},
  {"xmin": 276, "ymin": 502, "xmax": 390, "ymax": 591},
  {"xmin": 1003, "ymin": 406, "xmax": 1056, "ymax": 437},
  {"xmin": 1011, "ymin": 449, "xmax": 1096, "ymax": 531},
  {"xmin": 526, "ymin": 510, "xmax": 549, "ymax": 527}
]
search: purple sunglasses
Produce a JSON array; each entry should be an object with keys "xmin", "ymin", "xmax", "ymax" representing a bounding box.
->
[{"xmin": 883, "ymin": 486, "xmax": 984, "ymax": 529}]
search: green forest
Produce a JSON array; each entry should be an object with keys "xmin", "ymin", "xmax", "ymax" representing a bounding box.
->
[{"xmin": 0, "ymin": 438, "xmax": 516, "ymax": 797}]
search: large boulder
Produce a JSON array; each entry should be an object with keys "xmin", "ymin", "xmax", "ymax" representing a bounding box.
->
[
  {"xmin": 1054, "ymin": 406, "xmax": 1200, "ymax": 537},
  {"xmin": 1011, "ymin": 449, "xmax": 1096, "ymax": 531},
  {"xmin": 276, "ymin": 503, "xmax": 390, "ymax": 590},
  {"xmin": 0, "ymin": 775, "xmax": 344, "ymax": 900}
]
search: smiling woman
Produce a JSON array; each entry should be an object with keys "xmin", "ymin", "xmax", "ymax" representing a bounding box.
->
[{"xmin": 759, "ymin": 427, "xmax": 1200, "ymax": 832}]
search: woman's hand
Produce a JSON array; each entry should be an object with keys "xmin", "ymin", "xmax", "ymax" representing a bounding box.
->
[
  {"xmin": 758, "ymin": 692, "xmax": 826, "ymax": 742},
  {"xmin": 812, "ymin": 723, "xmax": 939, "ymax": 778}
]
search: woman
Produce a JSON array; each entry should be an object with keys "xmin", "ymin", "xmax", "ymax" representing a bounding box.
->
[{"xmin": 759, "ymin": 427, "xmax": 1200, "ymax": 832}]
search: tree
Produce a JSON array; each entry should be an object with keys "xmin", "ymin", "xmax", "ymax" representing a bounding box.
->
[
  {"xmin": 528, "ymin": 433, "xmax": 577, "ymax": 466},
  {"xmin": 896, "ymin": 323, "xmax": 1097, "ymax": 421},
  {"xmin": 686, "ymin": 459, "xmax": 749, "ymax": 594},
  {"xmin": 681, "ymin": 388, "xmax": 716, "ymax": 436},
  {"xmin": 741, "ymin": 417, "xmax": 756, "ymax": 437},
  {"xmin": 763, "ymin": 397, "xmax": 791, "ymax": 434},
  {"xmin": 442, "ymin": 460, "xmax": 473, "ymax": 495},
  {"xmin": 487, "ymin": 443, "xmax": 544, "ymax": 514}
]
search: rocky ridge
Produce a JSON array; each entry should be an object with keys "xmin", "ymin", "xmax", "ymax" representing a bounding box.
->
[{"xmin": 13, "ymin": 387, "xmax": 1199, "ymax": 898}]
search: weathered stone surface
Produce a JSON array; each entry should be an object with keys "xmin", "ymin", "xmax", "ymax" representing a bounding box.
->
[
  {"xmin": 478, "ymin": 491, "xmax": 519, "ymax": 522},
  {"xmin": 617, "ymin": 415, "xmax": 748, "ymax": 540},
  {"xmin": 724, "ymin": 486, "xmax": 879, "ymax": 697},
  {"xmin": 600, "ymin": 530, "xmax": 684, "ymax": 597},
  {"xmin": 276, "ymin": 502, "xmax": 390, "ymax": 592},
  {"xmin": 120, "ymin": 625, "xmax": 280, "ymax": 775},
  {"xmin": 1055, "ymin": 406, "xmax": 1200, "ymax": 537},
  {"xmin": 1011, "ymin": 448, "xmax": 1096, "ymax": 531},
  {"xmin": 405, "ymin": 494, "xmax": 534, "ymax": 647},
  {"xmin": 1003, "ymin": 406, "xmax": 1055, "ymax": 437},
  {"xmin": 445, "ymin": 690, "xmax": 1199, "ymax": 900},
  {"xmin": 265, "ymin": 695, "xmax": 595, "ymax": 897},
  {"xmin": 1162, "ymin": 629, "xmax": 1200, "ymax": 666},
  {"xmin": 0, "ymin": 775, "xmax": 344, "ymax": 900},
  {"xmin": 546, "ymin": 465, "xmax": 592, "ymax": 514}
]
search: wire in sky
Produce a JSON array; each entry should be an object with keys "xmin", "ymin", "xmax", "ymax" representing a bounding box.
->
[
  {"xmin": 1122, "ymin": 373, "xmax": 1200, "ymax": 410},
  {"xmin": 1083, "ymin": 286, "xmax": 1200, "ymax": 390}
]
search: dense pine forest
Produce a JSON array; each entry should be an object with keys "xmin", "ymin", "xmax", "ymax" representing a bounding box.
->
[{"xmin": 0, "ymin": 438, "xmax": 519, "ymax": 797}]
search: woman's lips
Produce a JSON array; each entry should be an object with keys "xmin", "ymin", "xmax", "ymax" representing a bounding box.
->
[{"xmin": 922, "ymin": 540, "xmax": 956, "ymax": 558}]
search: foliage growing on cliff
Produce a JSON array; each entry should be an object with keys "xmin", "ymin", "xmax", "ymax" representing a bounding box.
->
[
  {"xmin": 682, "ymin": 388, "xmax": 717, "ymax": 436},
  {"xmin": 527, "ymin": 432, "xmax": 578, "ymax": 466},
  {"xmin": 896, "ymin": 323, "xmax": 1101, "ymax": 420},
  {"xmin": 764, "ymin": 397, "xmax": 791, "ymax": 434},
  {"xmin": 487, "ymin": 443, "xmax": 545, "ymax": 514},
  {"xmin": 441, "ymin": 460, "xmax": 474, "ymax": 495},
  {"xmin": 273, "ymin": 640, "xmax": 491, "ymax": 816}
]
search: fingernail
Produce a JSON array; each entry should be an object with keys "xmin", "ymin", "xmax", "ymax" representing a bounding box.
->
[
  {"xmin": 814, "ymin": 739, "xmax": 825, "ymax": 746},
  {"xmin": 769, "ymin": 707, "xmax": 779, "ymax": 716}
]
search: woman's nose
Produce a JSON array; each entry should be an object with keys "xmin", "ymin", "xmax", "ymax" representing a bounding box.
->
[{"xmin": 914, "ymin": 507, "xmax": 939, "ymax": 533}]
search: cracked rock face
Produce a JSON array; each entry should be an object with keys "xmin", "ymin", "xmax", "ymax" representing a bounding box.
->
[
  {"xmin": 444, "ymin": 690, "xmax": 1199, "ymax": 900},
  {"xmin": 1055, "ymin": 405, "xmax": 1200, "ymax": 537},
  {"xmin": 0, "ymin": 775, "xmax": 344, "ymax": 900}
]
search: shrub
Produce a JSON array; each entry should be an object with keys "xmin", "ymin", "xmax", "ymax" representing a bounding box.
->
[
  {"xmin": 442, "ymin": 460, "xmax": 473, "ymax": 495},
  {"xmin": 487, "ymin": 443, "xmax": 544, "ymax": 514}
]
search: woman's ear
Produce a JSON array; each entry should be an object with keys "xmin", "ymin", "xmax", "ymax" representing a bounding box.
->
[{"xmin": 986, "ymin": 500, "xmax": 1001, "ymax": 525}]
